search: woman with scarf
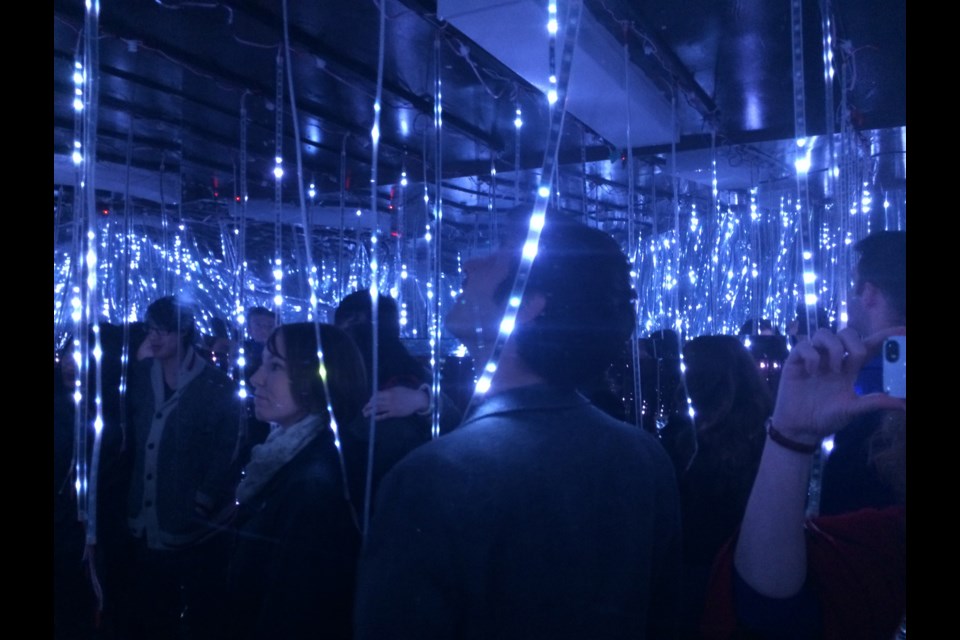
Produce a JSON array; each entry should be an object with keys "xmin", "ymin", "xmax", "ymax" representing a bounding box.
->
[{"xmin": 222, "ymin": 322, "xmax": 368, "ymax": 640}]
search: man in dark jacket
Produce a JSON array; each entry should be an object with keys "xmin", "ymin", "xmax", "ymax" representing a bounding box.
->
[
  {"xmin": 121, "ymin": 296, "xmax": 242, "ymax": 639},
  {"xmin": 354, "ymin": 217, "xmax": 682, "ymax": 639},
  {"xmin": 819, "ymin": 231, "xmax": 906, "ymax": 515}
]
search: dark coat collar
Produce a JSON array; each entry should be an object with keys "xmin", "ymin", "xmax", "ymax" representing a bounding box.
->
[{"xmin": 463, "ymin": 384, "xmax": 590, "ymax": 425}]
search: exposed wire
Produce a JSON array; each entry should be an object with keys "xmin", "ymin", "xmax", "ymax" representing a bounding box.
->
[
  {"xmin": 154, "ymin": 0, "xmax": 234, "ymax": 25},
  {"xmin": 442, "ymin": 34, "xmax": 509, "ymax": 99}
]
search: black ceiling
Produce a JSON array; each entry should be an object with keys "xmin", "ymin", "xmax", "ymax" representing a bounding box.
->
[{"xmin": 53, "ymin": 0, "xmax": 905, "ymax": 229}]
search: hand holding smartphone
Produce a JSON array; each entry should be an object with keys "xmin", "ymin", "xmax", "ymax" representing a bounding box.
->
[{"xmin": 882, "ymin": 336, "xmax": 906, "ymax": 399}]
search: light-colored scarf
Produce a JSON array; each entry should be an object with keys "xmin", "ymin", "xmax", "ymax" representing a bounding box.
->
[{"xmin": 236, "ymin": 414, "xmax": 324, "ymax": 504}]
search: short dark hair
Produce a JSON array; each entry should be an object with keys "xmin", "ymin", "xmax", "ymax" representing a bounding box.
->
[
  {"xmin": 854, "ymin": 231, "xmax": 906, "ymax": 324},
  {"xmin": 247, "ymin": 306, "xmax": 273, "ymax": 321},
  {"xmin": 497, "ymin": 219, "xmax": 637, "ymax": 389},
  {"xmin": 334, "ymin": 291, "xmax": 401, "ymax": 339},
  {"xmin": 266, "ymin": 323, "xmax": 369, "ymax": 428},
  {"xmin": 145, "ymin": 296, "xmax": 196, "ymax": 347},
  {"xmin": 334, "ymin": 291, "xmax": 426, "ymax": 389}
]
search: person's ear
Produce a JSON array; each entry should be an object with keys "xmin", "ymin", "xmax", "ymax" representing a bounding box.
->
[{"xmin": 516, "ymin": 292, "xmax": 546, "ymax": 325}]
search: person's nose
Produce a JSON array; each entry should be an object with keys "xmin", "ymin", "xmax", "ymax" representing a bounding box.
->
[{"xmin": 250, "ymin": 364, "xmax": 265, "ymax": 389}]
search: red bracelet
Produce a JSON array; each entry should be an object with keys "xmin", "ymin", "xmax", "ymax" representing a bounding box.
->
[{"xmin": 766, "ymin": 418, "xmax": 821, "ymax": 454}]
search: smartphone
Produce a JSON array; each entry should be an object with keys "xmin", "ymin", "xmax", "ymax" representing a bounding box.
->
[{"xmin": 882, "ymin": 336, "xmax": 906, "ymax": 399}]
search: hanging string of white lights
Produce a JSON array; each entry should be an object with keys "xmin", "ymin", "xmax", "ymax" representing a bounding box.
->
[
  {"xmin": 235, "ymin": 91, "xmax": 251, "ymax": 400},
  {"xmin": 118, "ymin": 119, "xmax": 134, "ymax": 454},
  {"xmin": 669, "ymin": 83, "xmax": 681, "ymax": 339},
  {"xmin": 280, "ymin": 0, "xmax": 359, "ymax": 531},
  {"xmin": 360, "ymin": 0, "xmax": 388, "ymax": 535},
  {"xmin": 273, "ymin": 47, "xmax": 285, "ymax": 322},
  {"xmin": 791, "ymin": 0, "xmax": 826, "ymax": 519},
  {"xmin": 428, "ymin": 33, "xmax": 445, "ymax": 439},
  {"xmin": 819, "ymin": 0, "xmax": 841, "ymax": 326},
  {"xmin": 338, "ymin": 134, "xmax": 349, "ymax": 303},
  {"xmin": 622, "ymin": 31, "xmax": 646, "ymax": 434},
  {"xmin": 72, "ymin": 0, "xmax": 107, "ymax": 610}
]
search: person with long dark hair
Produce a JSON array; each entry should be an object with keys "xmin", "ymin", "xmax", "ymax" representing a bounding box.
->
[
  {"xmin": 334, "ymin": 291, "xmax": 461, "ymax": 521},
  {"xmin": 222, "ymin": 322, "xmax": 369, "ymax": 640},
  {"xmin": 702, "ymin": 328, "xmax": 906, "ymax": 639},
  {"xmin": 660, "ymin": 335, "xmax": 772, "ymax": 638}
]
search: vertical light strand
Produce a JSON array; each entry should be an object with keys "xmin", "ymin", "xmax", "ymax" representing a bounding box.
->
[
  {"xmin": 819, "ymin": 0, "xmax": 841, "ymax": 329},
  {"xmin": 622, "ymin": 32, "xmax": 644, "ymax": 430},
  {"xmin": 338, "ymin": 134, "xmax": 348, "ymax": 302},
  {"xmin": 281, "ymin": 3, "xmax": 316, "ymax": 323},
  {"xmin": 78, "ymin": 8, "xmax": 105, "ymax": 609},
  {"xmin": 489, "ymin": 155, "xmax": 498, "ymax": 243},
  {"xmin": 273, "ymin": 48, "xmax": 285, "ymax": 322},
  {"xmin": 837, "ymin": 45, "xmax": 858, "ymax": 303},
  {"xmin": 235, "ymin": 91, "xmax": 250, "ymax": 400},
  {"xmin": 429, "ymin": 33, "xmax": 445, "ymax": 440},
  {"xmin": 54, "ymin": 190, "xmax": 70, "ymax": 345},
  {"xmin": 749, "ymin": 186, "xmax": 762, "ymax": 326},
  {"xmin": 669, "ymin": 82, "xmax": 681, "ymax": 339},
  {"xmin": 159, "ymin": 157, "xmax": 169, "ymax": 297},
  {"xmin": 396, "ymin": 159, "xmax": 408, "ymax": 312},
  {"xmin": 514, "ymin": 100, "xmax": 522, "ymax": 205},
  {"xmin": 791, "ymin": 0, "xmax": 825, "ymax": 518},
  {"xmin": 360, "ymin": 0, "xmax": 388, "ymax": 535},
  {"xmin": 281, "ymin": 0, "xmax": 361, "ymax": 531},
  {"xmin": 546, "ymin": 1, "xmax": 559, "ymax": 106},
  {"xmin": 118, "ymin": 118, "xmax": 134, "ymax": 453},
  {"xmin": 710, "ymin": 134, "xmax": 720, "ymax": 334},
  {"xmin": 175, "ymin": 155, "xmax": 185, "ymax": 288},
  {"xmin": 69, "ymin": 40, "xmax": 85, "ymax": 481},
  {"xmin": 466, "ymin": 0, "xmax": 583, "ymax": 407},
  {"xmin": 790, "ymin": 0, "xmax": 819, "ymax": 339}
]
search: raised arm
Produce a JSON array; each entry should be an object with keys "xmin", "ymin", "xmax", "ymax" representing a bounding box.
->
[{"xmin": 733, "ymin": 327, "xmax": 905, "ymax": 597}]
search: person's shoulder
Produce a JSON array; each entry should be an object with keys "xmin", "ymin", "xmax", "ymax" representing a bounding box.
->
[
  {"xmin": 567, "ymin": 401, "xmax": 669, "ymax": 446},
  {"xmin": 589, "ymin": 407, "xmax": 678, "ymax": 469}
]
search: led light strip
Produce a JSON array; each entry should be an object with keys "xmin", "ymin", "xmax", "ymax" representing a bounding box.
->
[{"xmin": 466, "ymin": 0, "xmax": 584, "ymax": 408}]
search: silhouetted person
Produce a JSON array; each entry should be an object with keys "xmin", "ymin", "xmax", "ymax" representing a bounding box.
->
[
  {"xmin": 334, "ymin": 291, "xmax": 461, "ymax": 523},
  {"xmin": 819, "ymin": 231, "xmax": 906, "ymax": 515},
  {"xmin": 354, "ymin": 219, "xmax": 682, "ymax": 638}
]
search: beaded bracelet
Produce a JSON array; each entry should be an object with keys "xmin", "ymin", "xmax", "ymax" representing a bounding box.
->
[{"xmin": 765, "ymin": 418, "xmax": 821, "ymax": 454}]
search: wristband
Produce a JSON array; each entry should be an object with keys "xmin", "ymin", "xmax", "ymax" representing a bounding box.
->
[
  {"xmin": 766, "ymin": 418, "xmax": 821, "ymax": 454},
  {"xmin": 416, "ymin": 383, "xmax": 433, "ymax": 416}
]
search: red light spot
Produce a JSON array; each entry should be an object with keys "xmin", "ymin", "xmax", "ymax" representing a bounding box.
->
[
  {"xmin": 102, "ymin": 209, "xmax": 109, "ymax": 215},
  {"xmin": 235, "ymin": 196, "xmax": 241, "ymax": 202},
  {"xmin": 390, "ymin": 231, "xmax": 400, "ymax": 238}
]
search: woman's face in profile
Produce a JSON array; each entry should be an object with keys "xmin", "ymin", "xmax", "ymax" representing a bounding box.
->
[{"xmin": 250, "ymin": 331, "xmax": 307, "ymax": 428}]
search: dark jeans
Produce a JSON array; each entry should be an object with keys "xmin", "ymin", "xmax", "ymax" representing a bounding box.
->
[{"xmin": 116, "ymin": 532, "xmax": 230, "ymax": 640}]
